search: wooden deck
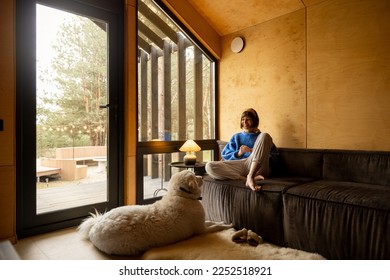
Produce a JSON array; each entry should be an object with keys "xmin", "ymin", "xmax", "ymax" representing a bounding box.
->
[
  {"xmin": 37, "ymin": 181, "xmax": 107, "ymax": 214},
  {"xmin": 36, "ymin": 166, "xmax": 61, "ymax": 182},
  {"xmin": 36, "ymin": 173, "xmax": 168, "ymax": 214}
]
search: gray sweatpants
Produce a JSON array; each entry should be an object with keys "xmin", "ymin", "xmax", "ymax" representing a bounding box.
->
[{"xmin": 205, "ymin": 132, "xmax": 274, "ymax": 180}]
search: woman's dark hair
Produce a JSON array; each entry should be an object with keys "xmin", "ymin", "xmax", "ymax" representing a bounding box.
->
[{"xmin": 240, "ymin": 108, "xmax": 259, "ymax": 129}]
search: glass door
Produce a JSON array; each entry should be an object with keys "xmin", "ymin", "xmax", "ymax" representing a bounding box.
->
[
  {"xmin": 16, "ymin": 0, "xmax": 124, "ymax": 237},
  {"xmin": 36, "ymin": 4, "xmax": 109, "ymax": 214}
]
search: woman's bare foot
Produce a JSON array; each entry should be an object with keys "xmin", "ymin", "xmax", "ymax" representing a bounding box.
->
[
  {"xmin": 240, "ymin": 175, "xmax": 264, "ymax": 181},
  {"xmin": 254, "ymin": 175, "xmax": 265, "ymax": 180},
  {"xmin": 246, "ymin": 176, "xmax": 262, "ymax": 192}
]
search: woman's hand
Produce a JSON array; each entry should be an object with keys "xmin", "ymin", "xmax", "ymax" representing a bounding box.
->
[{"xmin": 238, "ymin": 145, "xmax": 252, "ymax": 157}]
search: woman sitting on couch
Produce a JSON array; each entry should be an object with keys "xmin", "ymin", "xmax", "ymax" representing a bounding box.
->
[{"xmin": 205, "ymin": 108, "xmax": 278, "ymax": 192}]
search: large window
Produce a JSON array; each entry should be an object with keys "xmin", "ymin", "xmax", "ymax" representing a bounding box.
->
[{"xmin": 137, "ymin": 0, "xmax": 217, "ymax": 203}]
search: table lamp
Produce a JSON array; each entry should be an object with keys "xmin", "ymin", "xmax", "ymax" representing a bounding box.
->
[{"xmin": 179, "ymin": 140, "xmax": 201, "ymax": 165}]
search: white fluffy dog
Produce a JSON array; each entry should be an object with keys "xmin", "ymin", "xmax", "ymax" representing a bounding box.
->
[{"xmin": 78, "ymin": 170, "xmax": 231, "ymax": 255}]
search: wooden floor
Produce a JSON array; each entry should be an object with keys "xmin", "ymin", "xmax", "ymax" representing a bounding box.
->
[{"xmin": 12, "ymin": 226, "xmax": 138, "ymax": 260}]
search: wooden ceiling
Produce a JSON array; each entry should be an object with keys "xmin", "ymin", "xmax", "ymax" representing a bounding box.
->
[{"xmin": 186, "ymin": 0, "xmax": 326, "ymax": 36}]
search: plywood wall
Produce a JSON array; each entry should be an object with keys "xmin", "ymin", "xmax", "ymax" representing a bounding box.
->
[
  {"xmin": 124, "ymin": 0, "xmax": 137, "ymax": 205},
  {"xmin": 219, "ymin": 0, "xmax": 390, "ymax": 151},
  {"xmin": 307, "ymin": 0, "xmax": 390, "ymax": 150},
  {"xmin": 0, "ymin": 0, "xmax": 16, "ymax": 241},
  {"xmin": 219, "ymin": 9, "xmax": 307, "ymax": 148}
]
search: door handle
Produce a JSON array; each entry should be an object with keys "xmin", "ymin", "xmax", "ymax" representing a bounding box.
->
[{"xmin": 99, "ymin": 104, "xmax": 111, "ymax": 109}]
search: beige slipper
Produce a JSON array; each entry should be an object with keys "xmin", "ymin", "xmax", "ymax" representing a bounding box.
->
[
  {"xmin": 247, "ymin": 230, "xmax": 264, "ymax": 246},
  {"xmin": 232, "ymin": 228, "xmax": 248, "ymax": 243}
]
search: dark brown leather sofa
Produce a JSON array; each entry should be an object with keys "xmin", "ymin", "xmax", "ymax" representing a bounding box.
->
[{"xmin": 201, "ymin": 148, "xmax": 390, "ymax": 259}]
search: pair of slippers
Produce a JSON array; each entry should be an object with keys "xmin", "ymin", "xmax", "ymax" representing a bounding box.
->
[{"xmin": 232, "ymin": 228, "xmax": 264, "ymax": 246}]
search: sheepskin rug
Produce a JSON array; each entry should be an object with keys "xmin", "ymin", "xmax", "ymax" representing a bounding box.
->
[{"xmin": 141, "ymin": 228, "xmax": 325, "ymax": 260}]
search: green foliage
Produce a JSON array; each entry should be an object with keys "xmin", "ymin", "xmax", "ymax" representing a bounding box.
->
[{"xmin": 37, "ymin": 13, "xmax": 108, "ymax": 157}]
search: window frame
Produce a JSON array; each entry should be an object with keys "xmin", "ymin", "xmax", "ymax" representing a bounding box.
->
[{"xmin": 136, "ymin": 0, "xmax": 219, "ymax": 204}]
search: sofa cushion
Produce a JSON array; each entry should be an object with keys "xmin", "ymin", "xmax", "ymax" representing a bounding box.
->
[
  {"xmin": 275, "ymin": 148, "xmax": 323, "ymax": 179},
  {"xmin": 216, "ymin": 140, "xmax": 228, "ymax": 160},
  {"xmin": 283, "ymin": 180, "xmax": 390, "ymax": 259},
  {"xmin": 285, "ymin": 180, "xmax": 390, "ymax": 211},
  {"xmin": 323, "ymin": 150, "xmax": 390, "ymax": 186}
]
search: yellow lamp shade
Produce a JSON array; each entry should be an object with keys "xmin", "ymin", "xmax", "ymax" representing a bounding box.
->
[
  {"xmin": 179, "ymin": 140, "xmax": 201, "ymax": 165},
  {"xmin": 179, "ymin": 140, "xmax": 201, "ymax": 152}
]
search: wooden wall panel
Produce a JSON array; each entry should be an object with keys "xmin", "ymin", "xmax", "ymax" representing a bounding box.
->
[
  {"xmin": 0, "ymin": 0, "xmax": 16, "ymax": 241},
  {"xmin": 302, "ymin": 0, "xmax": 327, "ymax": 7},
  {"xmin": 0, "ymin": 166, "xmax": 16, "ymax": 242},
  {"xmin": 307, "ymin": 0, "xmax": 390, "ymax": 150},
  {"xmin": 124, "ymin": 0, "xmax": 137, "ymax": 205},
  {"xmin": 219, "ymin": 9, "xmax": 307, "ymax": 148},
  {"xmin": 0, "ymin": 0, "xmax": 15, "ymax": 166},
  {"xmin": 0, "ymin": 167, "xmax": 16, "ymax": 241}
]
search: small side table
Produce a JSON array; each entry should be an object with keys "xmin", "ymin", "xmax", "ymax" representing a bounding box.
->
[{"xmin": 168, "ymin": 161, "xmax": 206, "ymax": 176}]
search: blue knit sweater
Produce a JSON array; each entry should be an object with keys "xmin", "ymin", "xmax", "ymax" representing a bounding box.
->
[
  {"xmin": 221, "ymin": 132, "xmax": 260, "ymax": 160},
  {"xmin": 221, "ymin": 131, "xmax": 279, "ymax": 161}
]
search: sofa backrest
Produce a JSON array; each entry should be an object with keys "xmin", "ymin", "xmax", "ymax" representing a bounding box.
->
[
  {"xmin": 276, "ymin": 148, "xmax": 323, "ymax": 179},
  {"xmin": 323, "ymin": 150, "xmax": 390, "ymax": 186},
  {"xmin": 216, "ymin": 141, "xmax": 390, "ymax": 185}
]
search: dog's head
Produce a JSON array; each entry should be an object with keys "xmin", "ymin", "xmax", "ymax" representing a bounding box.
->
[{"xmin": 168, "ymin": 170, "xmax": 202, "ymax": 200}]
